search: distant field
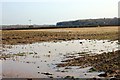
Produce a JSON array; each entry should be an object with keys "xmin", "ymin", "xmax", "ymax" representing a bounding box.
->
[
  {"xmin": 2, "ymin": 26, "xmax": 119, "ymax": 45},
  {"xmin": 14, "ymin": 26, "xmax": 118, "ymax": 32}
]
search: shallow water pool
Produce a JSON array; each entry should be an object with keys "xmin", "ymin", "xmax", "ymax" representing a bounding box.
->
[{"xmin": 1, "ymin": 39, "xmax": 119, "ymax": 78}]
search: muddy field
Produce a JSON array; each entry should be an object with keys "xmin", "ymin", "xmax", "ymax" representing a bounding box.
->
[
  {"xmin": 1, "ymin": 26, "xmax": 120, "ymax": 79},
  {"xmin": 2, "ymin": 26, "xmax": 118, "ymax": 45},
  {"xmin": 57, "ymin": 50, "xmax": 120, "ymax": 78}
]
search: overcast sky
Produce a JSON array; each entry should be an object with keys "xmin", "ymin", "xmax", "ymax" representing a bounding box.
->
[{"xmin": 1, "ymin": 0, "xmax": 119, "ymax": 25}]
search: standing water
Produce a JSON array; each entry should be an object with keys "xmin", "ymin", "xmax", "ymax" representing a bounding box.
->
[{"xmin": 1, "ymin": 39, "xmax": 119, "ymax": 78}]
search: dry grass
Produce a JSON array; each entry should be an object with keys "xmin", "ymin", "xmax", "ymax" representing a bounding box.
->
[
  {"xmin": 12, "ymin": 26, "xmax": 118, "ymax": 33},
  {"xmin": 2, "ymin": 26, "xmax": 119, "ymax": 45}
]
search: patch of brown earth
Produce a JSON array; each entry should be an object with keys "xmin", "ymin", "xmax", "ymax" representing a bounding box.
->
[
  {"xmin": 2, "ymin": 26, "xmax": 118, "ymax": 45},
  {"xmin": 57, "ymin": 50, "xmax": 120, "ymax": 78}
]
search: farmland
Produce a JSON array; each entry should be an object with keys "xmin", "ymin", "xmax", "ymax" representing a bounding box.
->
[
  {"xmin": 1, "ymin": 26, "xmax": 120, "ymax": 79},
  {"xmin": 2, "ymin": 26, "xmax": 118, "ymax": 45}
]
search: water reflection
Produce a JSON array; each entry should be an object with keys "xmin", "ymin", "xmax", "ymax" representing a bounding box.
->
[{"xmin": 2, "ymin": 39, "xmax": 119, "ymax": 78}]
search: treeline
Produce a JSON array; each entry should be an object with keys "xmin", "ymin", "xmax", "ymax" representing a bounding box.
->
[
  {"xmin": 2, "ymin": 25, "xmax": 56, "ymax": 30},
  {"xmin": 1, "ymin": 18, "xmax": 119, "ymax": 30},
  {"xmin": 56, "ymin": 18, "xmax": 119, "ymax": 27}
]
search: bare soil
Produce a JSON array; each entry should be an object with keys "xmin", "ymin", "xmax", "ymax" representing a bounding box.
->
[
  {"xmin": 57, "ymin": 50, "xmax": 120, "ymax": 78},
  {"xmin": 2, "ymin": 26, "xmax": 119, "ymax": 45},
  {"xmin": 1, "ymin": 26, "xmax": 119, "ymax": 78}
]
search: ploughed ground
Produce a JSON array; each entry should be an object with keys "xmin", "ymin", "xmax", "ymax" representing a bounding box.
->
[
  {"xmin": 2, "ymin": 26, "xmax": 118, "ymax": 45},
  {"xmin": 57, "ymin": 50, "xmax": 120, "ymax": 78},
  {"xmin": 1, "ymin": 26, "xmax": 120, "ymax": 78}
]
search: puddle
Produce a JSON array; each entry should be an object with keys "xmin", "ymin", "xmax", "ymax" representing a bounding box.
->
[{"xmin": 1, "ymin": 39, "xmax": 119, "ymax": 78}]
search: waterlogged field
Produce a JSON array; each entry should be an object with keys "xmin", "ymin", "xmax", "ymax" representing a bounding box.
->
[
  {"xmin": 1, "ymin": 26, "xmax": 120, "ymax": 79},
  {"xmin": 2, "ymin": 40, "xmax": 119, "ymax": 78}
]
